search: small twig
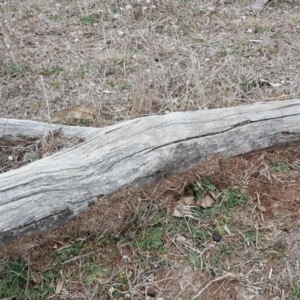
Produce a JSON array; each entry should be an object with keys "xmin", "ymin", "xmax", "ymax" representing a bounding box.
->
[
  {"xmin": 40, "ymin": 75, "xmax": 52, "ymax": 125},
  {"xmin": 61, "ymin": 251, "xmax": 98, "ymax": 264},
  {"xmin": 191, "ymin": 272, "xmax": 237, "ymax": 300},
  {"xmin": 256, "ymin": 192, "xmax": 264, "ymax": 223},
  {"xmin": 204, "ymin": 9, "xmax": 213, "ymax": 59}
]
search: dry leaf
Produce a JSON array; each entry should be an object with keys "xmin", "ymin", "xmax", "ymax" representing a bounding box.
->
[
  {"xmin": 70, "ymin": 30, "xmax": 84, "ymax": 38},
  {"xmin": 172, "ymin": 197, "xmax": 195, "ymax": 218},
  {"xmin": 198, "ymin": 194, "xmax": 214, "ymax": 208},
  {"xmin": 180, "ymin": 196, "xmax": 195, "ymax": 205},
  {"xmin": 55, "ymin": 279, "xmax": 64, "ymax": 294},
  {"xmin": 259, "ymin": 79, "xmax": 281, "ymax": 88},
  {"xmin": 240, "ymin": 187, "xmax": 248, "ymax": 194},
  {"xmin": 173, "ymin": 207, "xmax": 184, "ymax": 218},
  {"xmin": 224, "ymin": 225, "xmax": 232, "ymax": 235},
  {"xmin": 222, "ymin": 194, "xmax": 228, "ymax": 203},
  {"xmin": 52, "ymin": 105, "xmax": 97, "ymax": 124},
  {"xmin": 268, "ymin": 82, "xmax": 281, "ymax": 87}
]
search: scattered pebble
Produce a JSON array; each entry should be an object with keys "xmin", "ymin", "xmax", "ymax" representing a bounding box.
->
[
  {"xmin": 108, "ymin": 286, "xmax": 115, "ymax": 297},
  {"xmin": 147, "ymin": 289, "xmax": 157, "ymax": 297},
  {"xmin": 175, "ymin": 235, "xmax": 187, "ymax": 244},
  {"xmin": 257, "ymin": 205, "xmax": 266, "ymax": 212},
  {"xmin": 212, "ymin": 232, "xmax": 222, "ymax": 242},
  {"xmin": 251, "ymin": 171, "xmax": 260, "ymax": 178}
]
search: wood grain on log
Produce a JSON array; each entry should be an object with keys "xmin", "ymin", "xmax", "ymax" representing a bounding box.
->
[
  {"xmin": 249, "ymin": 0, "xmax": 271, "ymax": 13},
  {"xmin": 1, "ymin": 99, "xmax": 300, "ymax": 245}
]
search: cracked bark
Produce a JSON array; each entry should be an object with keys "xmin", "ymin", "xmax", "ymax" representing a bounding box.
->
[{"xmin": 1, "ymin": 99, "xmax": 300, "ymax": 245}]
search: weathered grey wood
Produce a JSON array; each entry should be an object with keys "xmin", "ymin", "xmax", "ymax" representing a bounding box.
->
[
  {"xmin": 0, "ymin": 118, "xmax": 134, "ymax": 141},
  {"xmin": 249, "ymin": 0, "xmax": 271, "ymax": 13},
  {"xmin": 1, "ymin": 99, "xmax": 300, "ymax": 245}
]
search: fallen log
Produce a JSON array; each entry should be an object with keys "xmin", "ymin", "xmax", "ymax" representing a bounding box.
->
[
  {"xmin": 1, "ymin": 99, "xmax": 300, "ymax": 245},
  {"xmin": 249, "ymin": 0, "xmax": 270, "ymax": 13}
]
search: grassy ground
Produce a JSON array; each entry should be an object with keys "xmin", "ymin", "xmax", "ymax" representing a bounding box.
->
[
  {"xmin": 1, "ymin": 0, "xmax": 300, "ymax": 122},
  {"xmin": 1, "ymin": 0, "xmax": 300, "ymax": 299}
]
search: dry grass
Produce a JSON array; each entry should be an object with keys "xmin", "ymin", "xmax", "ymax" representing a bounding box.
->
[
  {"xmin": 0, "ymin": 130, "xmax": 84, "ymax": 173},
  {"xmin": 1, "ymin": 0, "xmax": 300, "ymax": 299},
  {"xmin": 0, "ymin": 0, "xmax": 300, "ymax": 124}
]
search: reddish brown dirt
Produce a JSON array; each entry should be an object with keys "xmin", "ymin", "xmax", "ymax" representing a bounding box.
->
[{"xmin": 1, "ymin": 145, "xmax": 300, "ymax": 299}]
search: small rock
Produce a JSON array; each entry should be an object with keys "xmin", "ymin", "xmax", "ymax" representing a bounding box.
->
[
  {"xmin": 124, "ymin": 293, "xmax": 131, "ymax": 299},
  {"xmin": 251, "ymin": 171, "xmax": 260, "ymax": 178},
  {"xmin": 108, "ymin": 286, "xmax": 115, "ymax": 297},
  {"xmin": 147, "ymin": 289, "xmax": 157, "ymax": 297},
  {"xmin": 212, "ymin": 232, "xmax": 222, "ymax": 242},
  {"xmin": 175, "ymin": 235, "xmax": 187, "ymax": 244},
  {"xmin": 257, "ymin": 205, "xmax": 266, "ymax": 212}
]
